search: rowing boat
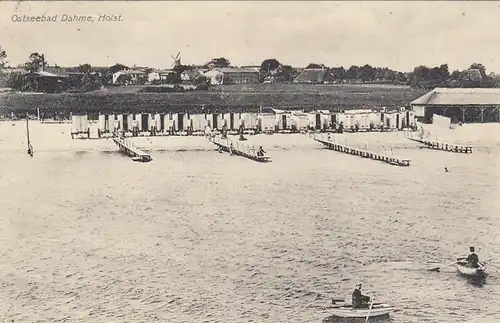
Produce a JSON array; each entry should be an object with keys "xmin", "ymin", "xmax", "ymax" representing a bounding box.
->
[
  {"xmin": 330, "ymin": 303, "xmax": 395, "ymax": 318},
  {"xmin": 456, "ymin": 261, "xmax": 487, "ymax": 277},
  {"xmin": 132, "ymin": 153, "xmax": 152, "ymax": 163}
]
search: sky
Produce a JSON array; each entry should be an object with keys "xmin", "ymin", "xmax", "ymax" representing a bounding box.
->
[{"xmin": 1, "ymin": 1, "xmax": 500, "ymax": 73}]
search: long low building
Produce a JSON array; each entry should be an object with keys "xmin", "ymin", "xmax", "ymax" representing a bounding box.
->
[
  {"xmin": 410, "ymin": 88, "xmax": 500, "ymax": 123},
  {"xmin": 73, "ymin": 108, "xmax": 415, "ymax": 135}
]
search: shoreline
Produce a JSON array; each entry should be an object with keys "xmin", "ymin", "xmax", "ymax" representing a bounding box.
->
[{"xmin": 1, "ymin": 121, "xmax": 498, "ymax": 155}]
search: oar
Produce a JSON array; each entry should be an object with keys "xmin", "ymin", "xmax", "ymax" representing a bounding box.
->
[
  {"xmin": 365, "ymin": 298, "xmax": 375, "ymax": 323},
  {"xmin": 428, "ymin": 261, "xmax": 457, "ymax": 272}
]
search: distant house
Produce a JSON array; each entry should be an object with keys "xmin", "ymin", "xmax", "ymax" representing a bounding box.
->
[
  {"xmin": 1, "ymin": 67, "xmax": 28, "ymax": 75},
  {"xmin": 24, "ymin": 67, "xmax": 70, "ymax": 93},
  {"xmin": 180, "ymin": 69, "xmax": 203, "ymax": 83},
  {"xmin": 462, "ymin": 69, "xmax": 483, "ymax": 82},
  {"xmin": 0, "ymin": 67, "xmax": 27, "ymax": 89},
  {"xmin": 293, "ymin": 68, "xmax": 328, "ymax": 84},
  {"xmin": 61, "ymin": 66, "xmax": 107, "ymax": 78},
  {"xmin": 113, "ymin": 69, "xmax": 148, "ymax": 85},
  {"xmin": 263, "ymin": 75, "xmax": 276, "ymax": 84},
  {"xmin": 40, "ymin": 67, "xmax": 70, "ymax": 78},
  {"xmin": 241, "ymin": 65, "xmax": 261, "ymax": 72},
  {"xmin": 148, "ymin": 69, "xmax": 173, "ymax": 83},
  {"xmin": 203, "ymin": 67, "xmax": 260, "ymax": 85}
]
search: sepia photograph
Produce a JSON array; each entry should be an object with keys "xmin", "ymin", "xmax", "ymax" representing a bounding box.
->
[{"xmin": 0, "ymin": 1, "xmax": 499, "ymax": 322}]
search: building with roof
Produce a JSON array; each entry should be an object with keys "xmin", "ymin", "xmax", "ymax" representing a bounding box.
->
[
  {"xmin": 462, "ymin": 69, "xmax": 483, "ymax": 82},
  {"xmin": 180, "ymin": 69, "xmax": 203, "ymax": 83},
  {"xmin": 113, "ymin": 69, "xmax": 148, "ymax": 85},
  {"xmin": 293, "ymin": 68, "xmax": 329, "ymax": 84},
  {"xmin": 22, "ymin": 66, "xmax": 72, "ymax": 93},
  {"xmin": 240, "ymin": 65, "xmax": 261, "ymax": 72},
  {"xmin": 203, "ymin": 67, "xmax": 259, "ymax": 85},
  {"xmin": 148, "ymin": 69, "xmax": 173, "ymax": 83},
  {"xmin": 410, "ymin": 87, "xmax": 500, "ymax": 123},
  {"xmin": 60, "ymin": 67, "xmax": 107, "ymax": 80}
]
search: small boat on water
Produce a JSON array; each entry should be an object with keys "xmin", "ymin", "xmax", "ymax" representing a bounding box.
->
[
  {"xmin": 456, "ymin": 261, "xmax": 487, "ymax": 277},
  {"xmin": 132, "ymin": 153, "xmax": 152, "ymax": 163},
  {"xmin": 330, "ymin": 303, "xmax": 395, "ymax": 318},
  {"xmin": 387, "ymin": 158, "xmax": 411, "ymax": 167}
]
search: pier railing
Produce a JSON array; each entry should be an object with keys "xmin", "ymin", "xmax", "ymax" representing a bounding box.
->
[
  {"xmin": 312, "ymin": 133, "xmax": 411, "ymax": 167},
  {"xmin": 111, "ymin": 135, "xmax": 152, "ymax": 162},
  {"xmin": 405, "ymin": 136, "xmax": 472, "ymax": 154},
  {"xmin": 209, "ymin": 136, "xmax": 271, "ymax": 163}
]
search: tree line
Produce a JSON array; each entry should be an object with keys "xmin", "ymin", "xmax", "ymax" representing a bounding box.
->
[
  {"xmin": 1, "ymin": 46, "xmax": 499, "ymax": 93},
  {"xmin": 259, "ymin": 59, "xmax": 500, "ymax": 89}
]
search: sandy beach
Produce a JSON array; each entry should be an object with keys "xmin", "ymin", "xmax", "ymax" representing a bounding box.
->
[{"xmin": 2, "ymin": 119, "xmax": 499, "ymax": 155}]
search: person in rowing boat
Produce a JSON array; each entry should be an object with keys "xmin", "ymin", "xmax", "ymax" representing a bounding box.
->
[
  {"xmin": 352, "ymin": 283, "xmax": 371, "ymax": 308},
  {"xmin": 457, "ymin": 246, "xmax": 480, "ymax": 268},
  {"xmin": 257, "ymin": 146, "xmax": 266, "ymax": 157}
]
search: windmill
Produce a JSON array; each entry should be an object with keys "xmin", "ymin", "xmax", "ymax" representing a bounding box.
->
[{"xmin": 170, "ymin": 52, "xmax": 181, "ymax": 68}]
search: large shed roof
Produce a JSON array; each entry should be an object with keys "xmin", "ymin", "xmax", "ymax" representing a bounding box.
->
[
  {"xmin": 293, "ymin": 68, "xmax": 327, "ymax": 83},
  {"xmin": 411, "ymin": 88, "xmax": 500, "ymax": 106}
]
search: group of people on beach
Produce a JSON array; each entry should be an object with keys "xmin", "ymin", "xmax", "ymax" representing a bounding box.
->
[{"xmin": 351, "ymin": 246, "xmax": 481, "ymax": 308}]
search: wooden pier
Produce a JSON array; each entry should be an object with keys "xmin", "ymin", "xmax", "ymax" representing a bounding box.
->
[
  {"xmin": 406, "ymin": 137, "xmax": 472, "ymax": 154},
  {"xmin": 313, "ymin": 135, "xmax": 411, "ymax": 167},
  {"xmin": 112, "ymin": 136, "xmax": 152, "ymax": 162},
  {"xmin": 210, "ymin": 137, "xmax": 271, "ymax": 163}
]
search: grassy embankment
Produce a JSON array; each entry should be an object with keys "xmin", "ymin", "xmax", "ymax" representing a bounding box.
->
[{"xmin": 0, "ymin": 84, "xmax": 426, "ymax": 118}]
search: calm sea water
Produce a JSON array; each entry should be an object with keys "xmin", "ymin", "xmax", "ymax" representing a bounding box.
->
[{"xmin": 0, "ymin": 123, "xmax": 499, "ymax": 323}]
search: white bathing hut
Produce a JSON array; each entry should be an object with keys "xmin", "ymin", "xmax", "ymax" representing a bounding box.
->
[
  {"xmin": 117, "ymin": 114, "xmax": 125, "ymax": 130},
  {"xmin": 205, "ymin": 113, "xmax": 224, "ymax": 130},
  {"xmin": 126, "ymin": 114, "xmax": 135, "ymax": 131},
  {"xmin": 190, "ymin": 113, "xmax": 207, "ymax": 132},
  {"xmin": 258, "ymin": 112, "xmax": 276, "ymax": 132},
  {"xmin": 163, "ymin": 114, "xmax": 175, "ymax": 132},
  {"xmin": 222, "ymin": 112, "xmax": 242, "ymax": 131},
  {"xmin": 272, "ymin": 108, "xmax": 292, "ymax": 131},
  {"xmin": 108, "ymin": 114, "xmax": 119, "ymax": 132},
  {"xmin": 71, "ymin": 114, "xmax": 89, "ymax": 137},
  {"xmin": 240, "ymin": 112, "xmax": 258, "ymax": 130},
  {"xmin": 307, "ymin": 110, "xmax": 331, "ymax": 130},
  {"xmin": 291, "ymin": 111, "xmax": 309, "ymax": 131},
  {"xmin": 98, "ymin": 114, "xmax": 107, "ymax": 132}
]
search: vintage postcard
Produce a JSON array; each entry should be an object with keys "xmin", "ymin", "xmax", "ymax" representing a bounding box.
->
[{"xmin": 0, "ymin": 1, "xmax": 498, "ymax": 323}]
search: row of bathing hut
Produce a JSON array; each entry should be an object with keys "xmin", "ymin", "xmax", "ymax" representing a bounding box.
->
[{"xmin": 71, "ymin": 108, "xmax": 416, "ymax": 137}]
